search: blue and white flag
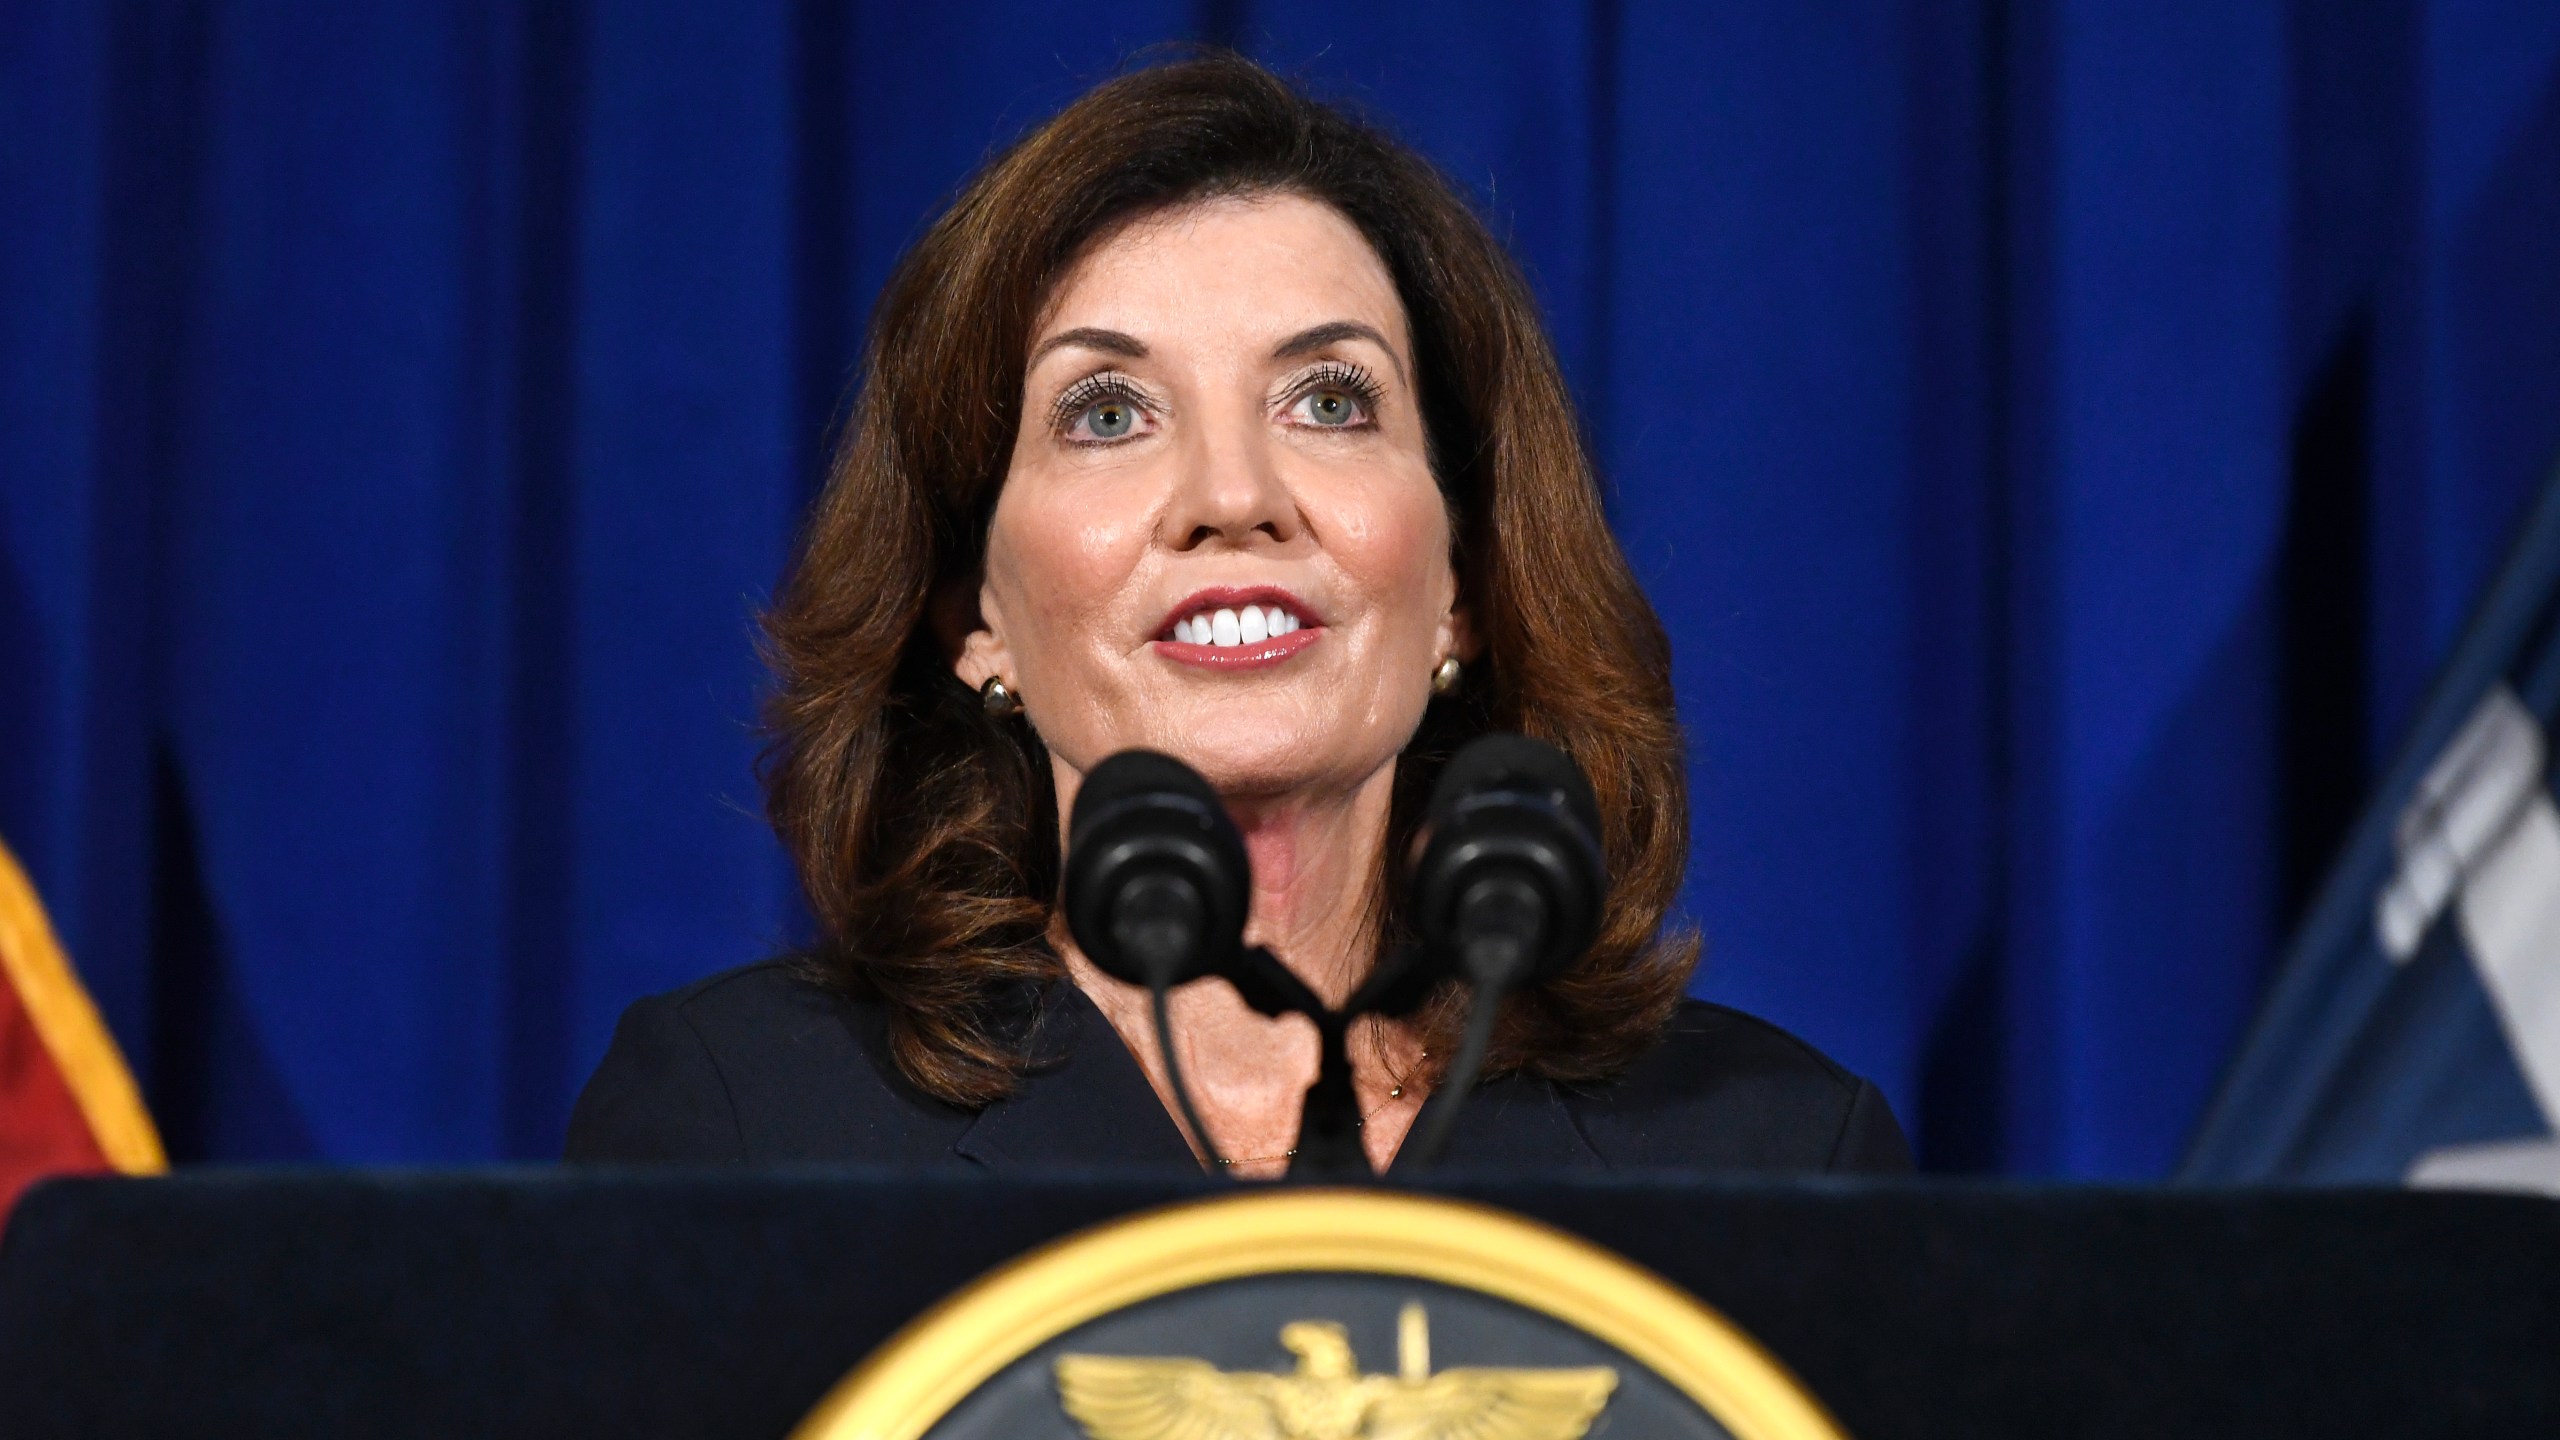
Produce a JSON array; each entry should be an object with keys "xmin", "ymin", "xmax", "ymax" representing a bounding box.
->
[{"xmin": 2185, "ymin": 469, "xmax": 2560, "ymax": 1190}]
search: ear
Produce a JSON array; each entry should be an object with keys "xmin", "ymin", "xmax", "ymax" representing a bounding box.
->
[
  {"xmin": 1445, "ymin": 599, "xmax": 1483, "ymax": 664},
  {"xmin": 1438, "ymin": 555, "xmax": 1483, "ymax": 665},
  {"xmin": 931, "ymin": 572, "xmax": 1012, "ymax": 692}
]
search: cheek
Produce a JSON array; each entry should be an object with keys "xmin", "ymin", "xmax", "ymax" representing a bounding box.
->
[
  {"xmin": 1336, "ymin": 482, "xmax": 1455, "ymax": 631},
  {"xmin": 985, "ymin": 475, "xmax": 1154, "ymax": 659}
]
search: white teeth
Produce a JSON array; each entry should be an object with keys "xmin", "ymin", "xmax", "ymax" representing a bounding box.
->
[{"xmin": 1172, "ymin": 603, "xmax": 1305, "ymax": 646}]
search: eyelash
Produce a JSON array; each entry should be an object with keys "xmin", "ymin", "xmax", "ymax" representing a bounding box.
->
[
  {"xmin": 1050, "ymin": 372, "xmax": 1152, "ymax": 438},
  {"xmin": 1281, "ymin": 362, "xmax": 1384, "ymax": 426},
  {"xmin": 1044, "ymin": 360, "xmax": 1387, "ymax": 444}
]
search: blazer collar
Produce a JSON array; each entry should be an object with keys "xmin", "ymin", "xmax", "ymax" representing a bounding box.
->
[
  {"xmin": 951, "ymin": 984, "xmax": 1195, "ymax": 1170},
  {"xmin": 951, "ymin": 984, "xmax": 1606, "ymax": 1174}
]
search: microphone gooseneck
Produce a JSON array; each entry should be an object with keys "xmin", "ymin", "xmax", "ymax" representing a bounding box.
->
[
  {"xmin": 1399, "ymin": 734, "xmax": 1606, "ymax": 1169},
  {"xmin": 1063, "ymin": 750, "xmax": 1251, "ymax": 1172}
]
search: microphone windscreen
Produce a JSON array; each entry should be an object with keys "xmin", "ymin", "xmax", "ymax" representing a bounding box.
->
[
  {"xmin": 1071, "ymin": 749, "xmax": 1222, "ymax": 844},
  {"xmin": 1064, "ymin": 748, "xmax": 1251, "ymax": 993},
  {"xmin": 1425, "ymin": 734, "xmax": 1601, "ymax": 844}
]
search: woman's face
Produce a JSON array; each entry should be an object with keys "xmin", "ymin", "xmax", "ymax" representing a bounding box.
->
[{"xmin": 963, "ymin": 192, "xmax": 1465, "ymax": 804}]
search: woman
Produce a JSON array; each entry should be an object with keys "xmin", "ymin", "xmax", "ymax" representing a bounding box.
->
[{"xmin": 567, "ymin": 53, "xmax": 1908, "ymax": 1176}]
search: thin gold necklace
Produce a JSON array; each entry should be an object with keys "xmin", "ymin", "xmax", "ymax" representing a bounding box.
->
[{"xmin": 1213, "ymin": 1045, "xmax": 1428, "ymax": 1168}]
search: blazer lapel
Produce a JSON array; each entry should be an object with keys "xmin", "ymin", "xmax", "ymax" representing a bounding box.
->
[
  {"xmin": 952, "ymin": 984, "xmax": 1199, "ymax": 1171},
  {"xmin": 1403, "ymin": 1074, "xmax": 1607, "ymax": 1172}
]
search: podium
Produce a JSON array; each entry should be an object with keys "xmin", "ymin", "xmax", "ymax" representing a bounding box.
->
[{"xmin": 0, "ymin": 1171, "xmax": 2553, "ymax": 1438}]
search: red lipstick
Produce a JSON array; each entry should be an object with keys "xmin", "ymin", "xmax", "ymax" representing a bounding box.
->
[{"xmin": 1153, "ymin": 586, "xmax": 1324, "ymax": 671}]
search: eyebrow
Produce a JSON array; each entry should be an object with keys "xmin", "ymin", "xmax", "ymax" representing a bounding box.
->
[
  {"xmin": 1029, "ymin": 326, "xmax": 1148, "ymax": 368},
  {"xmin": 1274, "ymin": 320, "xmax": 1408, "ymax": 384}
]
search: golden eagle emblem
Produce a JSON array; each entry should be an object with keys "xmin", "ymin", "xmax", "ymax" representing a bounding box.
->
[{"xmin": 1054, "ymin": 1302, "xmax": 1617, "ymax": 1440}]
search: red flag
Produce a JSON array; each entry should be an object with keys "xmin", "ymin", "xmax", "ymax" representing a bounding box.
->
[{"xmin": 0, "ymin": 837, "xmax": 164, "ymax": 1222}]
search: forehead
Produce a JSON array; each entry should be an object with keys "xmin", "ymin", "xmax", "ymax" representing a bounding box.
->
[{"xmin": 1035, "ymin": 193, "xmax": 1411, "ymax": 359}]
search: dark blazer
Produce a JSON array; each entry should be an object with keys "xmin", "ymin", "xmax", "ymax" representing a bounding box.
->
[{"xmin": 565, "ymin": 959, "xmax": 1912, "ymax": 1173}]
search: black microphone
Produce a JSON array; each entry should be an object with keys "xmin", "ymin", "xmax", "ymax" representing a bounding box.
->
[
  {"xmin": 1399, "ymin": 734, "xmax": 1606, "ymax": 1168},
  {"xmin": 1063, "ymin": 750, "xmax": 1251, "ymax": 1169}
]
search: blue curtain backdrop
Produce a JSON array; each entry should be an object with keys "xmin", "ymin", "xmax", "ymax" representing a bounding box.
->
[{"xmin": 4, "ymin": 1, "xmax": 2557, "ymax": 1174}]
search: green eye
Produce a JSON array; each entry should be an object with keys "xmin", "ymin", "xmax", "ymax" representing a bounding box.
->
[{"xmin": 1305, "ymin": 389, "xmax": 1355, "ymax": 426}]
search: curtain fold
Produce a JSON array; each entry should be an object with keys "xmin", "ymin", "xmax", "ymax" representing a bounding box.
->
[{"xmin": 4, "ymin": 0, "xmax": 2556, "ymax": 1173}]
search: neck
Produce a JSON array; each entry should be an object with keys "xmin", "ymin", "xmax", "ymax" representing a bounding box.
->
[{"xmin": 1222, "ymin": 769, "xmax": 1396, "ymax": 1005}]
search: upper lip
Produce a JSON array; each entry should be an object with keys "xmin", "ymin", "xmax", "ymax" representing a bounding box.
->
[{"xmin": 1155, "ymin": 586, "xmax": 1321, "ymax": 640}]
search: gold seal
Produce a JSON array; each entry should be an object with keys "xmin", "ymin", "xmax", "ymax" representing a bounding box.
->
[
  {"xmin": 791, "ymin": 1189, "xmax": 1847, "ymax": 1440},
  {"xmin": 1056, "ymin": 1302, "xmax": 1618, "ymax": 1439}
]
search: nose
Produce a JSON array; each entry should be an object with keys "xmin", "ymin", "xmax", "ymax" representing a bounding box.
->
[{"xmin": 1161, "ymin": 410, "xmax": 1299, "ymax": 551}]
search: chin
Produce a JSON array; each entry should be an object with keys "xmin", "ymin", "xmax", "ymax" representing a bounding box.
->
[
  {"xmin": 1177, "ymin": 751, "xmax": 1328, "ymax": 800},
  {"xmin": 1146, "ymin": 732, "xmax": 1397, "ymax": 807}
]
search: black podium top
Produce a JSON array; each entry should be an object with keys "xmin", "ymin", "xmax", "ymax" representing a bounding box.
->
[{"xmin": 0, "ymin": 1170, "xmax": 2552, "ymax": 1439}]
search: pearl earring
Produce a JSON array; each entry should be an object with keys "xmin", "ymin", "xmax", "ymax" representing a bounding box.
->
[
  {"xmin": 1431, "ymin": 656, "xmax": 1462, "ymax": 696},
  {"xmin": 980, "ymin": 675, "xmax": 1023, "ymax": 718}
]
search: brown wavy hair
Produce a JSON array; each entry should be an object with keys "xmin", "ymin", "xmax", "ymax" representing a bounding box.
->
[{"xmin": 762, "ymin": 51, "xmax": 1697, "ymax": 1108}]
